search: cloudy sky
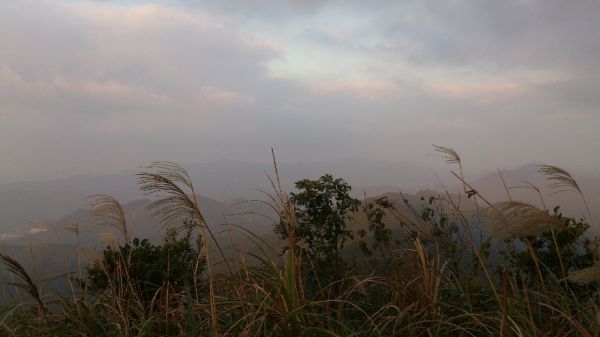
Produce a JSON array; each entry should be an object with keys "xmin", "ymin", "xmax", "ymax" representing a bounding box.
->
[{"xmin": 1, "ymin": 0, "xmax": 599, "ymax": 184}]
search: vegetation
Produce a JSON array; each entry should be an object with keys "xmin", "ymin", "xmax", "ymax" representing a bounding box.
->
[
  {"xmin": 86, "ymin": 225, "xmax": 204, "ymax": 303},
  {"xmin": 1, "ymin": 148, "xmax": 599, "ymax": 336},
  {"xmin": 274, "ymin": 174, "xmax": 361, "ymax": 287}
]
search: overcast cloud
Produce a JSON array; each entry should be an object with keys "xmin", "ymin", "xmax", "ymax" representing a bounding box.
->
[{"xmin": 1, "ymin": 0, "xmax": 599, "ymax": 184}]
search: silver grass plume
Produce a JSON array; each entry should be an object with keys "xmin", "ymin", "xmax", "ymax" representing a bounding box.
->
[
  {"xmin": 432, "ymin": 145, "xmax": 461, "ymax": 165},
  {"xmin": 432, "ymin": 145, "xmax": 470, "ymax": 195},
  {"xmin": 99, "ymin": 232, "xmax": 118, "ymax": 249},
  {"xmin": 89, "ymin": 195, "xmax": 129, "ymax": 243},
  {"xmin": 538, "ymin": 164, "xmax": 592, "ymax": 221},
  {"xmin": 538, "ymin": 165, "xmax": 583, "ymax": 195},
  {"xmin": 488, "ymin": 201, "xmax": 564, "ymax": 240},
  {"xmin": 136, "ymin": 161, "xmax": 223, "ymax": 336},
  {"xmin": 137, "ymin": 161, "xmax": 206, "ymax": 229},
  {"xmin": 567, "ymin": 266, "xmax": 600, "ymax": 285},
  {"xmin": 0, "ymin": 254, "xmax": 48, "ymax": 319},
  {"xmin": 511, "ymin": 181, "xmax": 547, "ymax": 210}
]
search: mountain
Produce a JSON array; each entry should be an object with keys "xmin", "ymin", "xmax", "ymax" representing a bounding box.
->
[
  {"xmin": 0, "ymin": 172, "xmax": 140, "ymax": 234},
  {"xmin": 0, "ymin": 243, "xmax": 91, "ymax": 303},
  {"xmin": 468, "ymin": 164, "xmax": 600, "ymax": 230},
  {"xmin": 2, "ymin": 159, "xmax": 597, "ymax": 241},
  {"xmin": 2, "ymin": 196, "xmax": 276, "ymax": 247},
  {"xmin": 0, "ymin": 158, "xmax": 436, "ymax": 235}
]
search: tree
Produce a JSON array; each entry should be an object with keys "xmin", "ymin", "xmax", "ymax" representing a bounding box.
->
[{"xmin": 275, "ymin": 174, "xmax": 361, "ymax": 283}]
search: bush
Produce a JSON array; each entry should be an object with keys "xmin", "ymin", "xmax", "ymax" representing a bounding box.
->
[{"xmin": 86, "ymin": 226, "xmax": 204, "ymax": 302}]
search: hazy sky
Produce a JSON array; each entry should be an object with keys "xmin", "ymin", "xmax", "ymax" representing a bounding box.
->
[{"xmin": 1, "ymin": 0, "xmax": 600, "ymax": 184}]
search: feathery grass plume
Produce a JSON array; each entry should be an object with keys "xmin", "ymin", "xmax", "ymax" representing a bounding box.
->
[
  {"xmin": 137, "ymin": 161, "xmax": 231, "ymax": 271},
  {"xmin": 567, "ymin": 266, "xmax": 600, "ymax": 285},
  {"xmin": 510, "ymin": 181, "xmax": 568, "ymax": 279},
  {"xmin": 487, "ymin": 201, "xmax": 564, "ymax": 240},
  {"xmin": 137, "ymin": 161, "xmax": 222, "ymax": 337},
  {"xmin": 538, "ymin": 165, "xmax": 583, "ymax": 195},
  {"xmin": 137, "ymin": 161, "xmax": 199, "ymax": 225},
  {"xmin": 512, "ymin": 180, "xmax": 548, "ymax": 210},
  {"xmin": 0, "ymin": 254, "xmax": 47, "ymax": 319},
  {"xmin": 432, "ymin": 145, "xmax": 472, "ymax": 198},
  {"xmin": 432, "ymin": 145, "xmax": 461, "ymax": 165},
  {"xmin": 99, "ymin": 232, "xmax": 118, "ymax": 249},
  {"xmin": 538, "ymin": 164, "xmax": 592, "ymax": 221},
  {"xmin": 89, "ymin": 195, "xmax": 129, "ymax": 243}
]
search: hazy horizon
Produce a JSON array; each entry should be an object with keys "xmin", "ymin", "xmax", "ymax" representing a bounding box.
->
[{"xmin": 0, "ymin": 156, "xmax": 596, "ymax": 188}]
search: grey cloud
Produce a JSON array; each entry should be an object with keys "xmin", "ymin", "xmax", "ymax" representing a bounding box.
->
[
  {"xmin": 245, "ymin": 0, "xmax": 600, "ymax": 73},
  {"xmin": 369, "ymin": 0, "xmax": 600, "ymax": 73},
  {"xmin": 179, "ymin": 0, "xmax": 331, "ymax": 21},
  {"xmin": 98, "ymin": 0, "xmax": 600, "ymax": 74},
  {"xmin": 530, "ymin": 76, "xmax": 600, "ymax": 115},
  {"xmin": 1, "ymin": 0, "xmax": 599, "ymax": 186}
]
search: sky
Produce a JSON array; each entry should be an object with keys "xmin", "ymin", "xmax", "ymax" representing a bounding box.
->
[{"xmin": 1, "ymin": 0, "xmax": 600, "ymax": 184}]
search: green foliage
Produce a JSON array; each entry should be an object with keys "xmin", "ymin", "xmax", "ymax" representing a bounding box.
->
[
  {"xmin": 357, "ymin": 196, "xmax": 394, "ymax": 257},
  {"xmin": 275, "ymin": 174, "xmax": 361, "ymax": 282},
  {"xmin": 420, "ymin": 196, "xmax": 463, "ymax": 262},
  {"xmin": 86, "ymin": 226, "xmax": 204, "ymax": 302}
]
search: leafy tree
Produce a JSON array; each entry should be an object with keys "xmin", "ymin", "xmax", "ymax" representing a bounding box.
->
[{"xmin": 275, "ymin": 174, "xmax": 361, "ymax": 283}]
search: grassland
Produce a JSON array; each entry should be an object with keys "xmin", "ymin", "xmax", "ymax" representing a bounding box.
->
[{"xmin": 0, "ymin": 148, "xmax": 599, "ymax": 337}]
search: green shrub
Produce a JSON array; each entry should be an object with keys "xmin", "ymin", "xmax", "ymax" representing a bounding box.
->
[{"xmin": 86, "ymin": 226, "xmax": 204, "ymax": 302}]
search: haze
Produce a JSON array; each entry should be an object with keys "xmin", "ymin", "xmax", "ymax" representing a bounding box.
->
[{"xmin": 1, "ymin": 0, "xmax": 600, "ymax": 185}]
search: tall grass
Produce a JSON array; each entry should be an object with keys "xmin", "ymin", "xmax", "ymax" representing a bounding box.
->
[{"xmin": 0, "ymin": 149, "xmax": 598, "ymax": 337}]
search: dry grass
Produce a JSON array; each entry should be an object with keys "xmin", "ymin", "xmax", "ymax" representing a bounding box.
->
[
  {"xmin": 568, "ymin": 266, "xmax": 600, "ymax": 285},
  {"xmin": 487, "ymin": 201, "xmax": 564, "ymax": 240},
  {"xmin": 138, "ymin": 161, "xmax": 223, "ymax": 337},
  {"xmin": 0, "ymin": 152, "xmax": 598, "ymax": 337},
  {"xmin": 89, "ymin": 195, "xmax": 130, "ymax": 244},
  {"xmin": 538, "ymin": 164, "xmax": 592, "ymax": 221}
]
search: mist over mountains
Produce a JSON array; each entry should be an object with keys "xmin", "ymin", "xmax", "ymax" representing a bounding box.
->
[
  {"xmin": 473, "ymin": 164, "xmax": 600, "ymax": 222},
  {"xmin": 0, "ymin": 158, "xmax": 598, "ymax": 243},
  {"xmin": 0, "ymin": 158, "xmax": 440, "ymax": 235}
]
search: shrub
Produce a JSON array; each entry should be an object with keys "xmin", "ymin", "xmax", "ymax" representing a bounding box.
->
[{"xmin": 86, "ymin": 226, "xmax": 204, "ymax": 302}]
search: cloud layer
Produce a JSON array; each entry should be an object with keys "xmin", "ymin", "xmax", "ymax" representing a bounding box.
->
[{"xmin": 1, "ymin": 0, "xmax": 599, "ymax": 183}]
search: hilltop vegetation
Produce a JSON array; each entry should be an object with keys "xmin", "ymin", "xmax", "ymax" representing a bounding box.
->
[{"xmin": 0, "ymin": 150, "xmax": 599, "ymax": 337}]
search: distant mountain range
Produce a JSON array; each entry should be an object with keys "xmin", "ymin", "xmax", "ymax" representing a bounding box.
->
[
  {"xmin": 0, "ymin": 158, "xmax": 442, "ymax": 235},
  {"xmin": 0, "ymin": 159, "xmax": 598, "ymax": 244},
  {"xmin": 1, "ymin": 196, "xmax": 277, "ymax": 247}
]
